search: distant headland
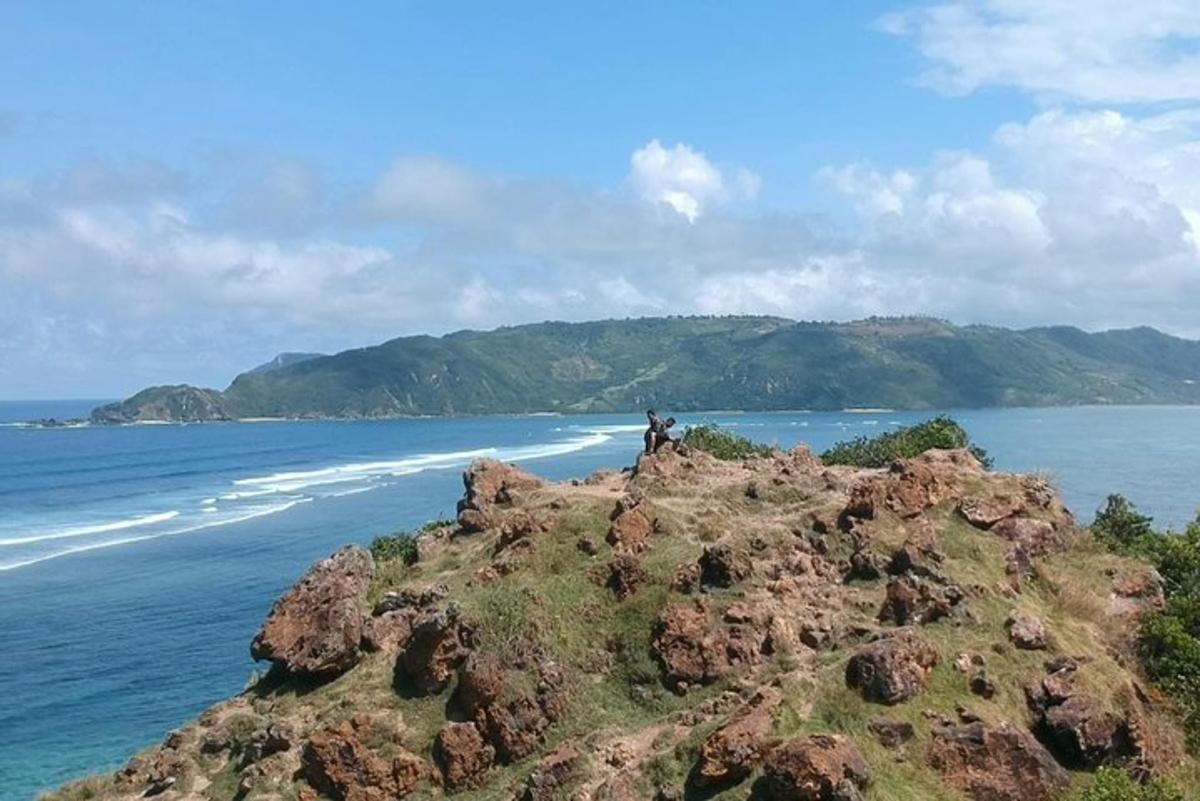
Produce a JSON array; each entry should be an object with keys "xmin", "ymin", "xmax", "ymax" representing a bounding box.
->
[{"xmin": 90, "ymin": 316, "xmax": 1200, "ymax": 424}]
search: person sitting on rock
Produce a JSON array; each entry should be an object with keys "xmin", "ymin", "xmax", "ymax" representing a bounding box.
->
[{"xmin": 644, "ymin": 410, "xmax": 677, "ymax": 453}]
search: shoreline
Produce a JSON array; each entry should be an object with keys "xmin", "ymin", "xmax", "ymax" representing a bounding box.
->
[{"xmin": 12, "ymin": 400, "xmax": 1200, "ymax": 429}]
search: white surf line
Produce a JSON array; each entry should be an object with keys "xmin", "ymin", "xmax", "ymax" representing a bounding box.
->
[
  {"xmin": 0, "ymin": 500, "xmax": 311, "ymax": 572},
  {"xmin": 0, "ymin": 426, "xmax": 624, "ymax": 572},
  {"xmin": 0, "ymin": 511, "xmax": 181, "ymax": 547}
]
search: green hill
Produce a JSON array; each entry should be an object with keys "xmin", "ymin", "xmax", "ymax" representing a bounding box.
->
[{"xmin": 91, "ymin": 317, "xmax": 1200, "ymax": 422}]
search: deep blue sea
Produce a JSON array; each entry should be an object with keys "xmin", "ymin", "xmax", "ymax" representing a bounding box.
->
[{"xmin": 2, "ymin": 402, "xmax": 1199, "ymax": 800}]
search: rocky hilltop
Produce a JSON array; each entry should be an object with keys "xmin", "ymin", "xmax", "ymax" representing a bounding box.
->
[
  {"xmin": 91, "ymin": 316, "xmax": 1200, "ymax": 422},
  {"xmin": 48, "ymin": 443, "xmax": 1197, "ymax": 800}
]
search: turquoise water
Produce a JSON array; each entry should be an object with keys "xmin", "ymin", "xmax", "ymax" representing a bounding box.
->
[{"xmin": 1, "ymin": 403, "xmax": 1199, "ymax": 800}]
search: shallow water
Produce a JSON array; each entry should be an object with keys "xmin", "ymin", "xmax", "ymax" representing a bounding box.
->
[{"xmin": 1, "ymin": 404, "xmax": 1198, "ymax": 799}]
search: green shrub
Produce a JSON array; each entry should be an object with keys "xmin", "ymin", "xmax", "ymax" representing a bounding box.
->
[
  {"xmin": 820, "ymin": 415, "xmax": 993, "ymax": 469},
  {"xmin": 1093, "ymin": 494, "xmax": 1156, "ymax": 551},
  {"xmin": 369, "ymin": 531, "xmax": 419, "ymax": 565},
  {"xmin": 1075, "ymin": 767, "xmax": 1185, "ymax": 801},
  {"xmin": 681, "ymin": 423, "xmax": 773, "ymax": 460},
  {"xmin": 1093, "ymin": 496, "xmax": 1200, "ymax": 751}
]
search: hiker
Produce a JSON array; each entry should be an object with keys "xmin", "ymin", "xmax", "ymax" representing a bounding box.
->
[{"xmin": 644, "ymin": 409, "xmax": 677, "ymax": 453}]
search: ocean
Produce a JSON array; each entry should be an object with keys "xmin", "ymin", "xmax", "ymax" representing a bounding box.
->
[{"xmin": 2, "ymin": 402, "xmax": 1199, "ymax": 800}]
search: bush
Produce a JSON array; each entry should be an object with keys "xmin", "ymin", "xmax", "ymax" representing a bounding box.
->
[
  {"xmin": 681, "ymin": 423, "xmax": 773, "ymax": 460},
  {"xmin": 1093, "ymin": 496, "xmax": 1200, "ymax": 751},
  {"xmin": 820, "ymin": 416, "xmax": 993, "ymax": 469},
  {"xmin": 370, "ymin": 531, "xmax": 419, "ymax": 565},
  {"xmin": 1093, "ymin": 494, "xmax": 1156, "ymax": 551},
  {"xmin": 1075, "ymin": 767, "xmax": 1184, "ymax": 801}
]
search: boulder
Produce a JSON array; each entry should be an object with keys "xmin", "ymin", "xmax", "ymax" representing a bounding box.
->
[
  {"xmin": 845, "ymin": 630, "xmax": 940, "ymax": 704},
  {"xmin": 689, "ymin": 687, "xmax": 782, "ymax": 788},
  {"xmin": 607, "ymin": 508, "xmax": 653, "ymax": 554},
  {"xmin": 494, "ymin": 510, "xmax": 554, "ymax": 554},
  {"xmin": 652, "ymin": 603, "xmax": 731, "ymax": 692},
  {"xmin": 671, "ymin": 562, "xmax": 702, "ymax": 593},
  {"xmin": 991, "ymin": 517, "xmax": 1060, "ymax": 554},
  {"xmin": 1006, "ymin": 611, "xmax": 1048, "ymax": 650},
  {"xmin": 363, "ymin": 584, "xmax": 448, "ymax": 653},
  {"xmin": 398, "ymin": 608, "xmax": 476, "ymax": 695},
  {"xmin": 240, "ymin": 723, "xmax": 293, "ymax": 766},
  {"xmin": 456, "ymin": 652, "xmax": 505, "ymax": 716},
  {"xmin": 927, "ymin": 721, "xmax": 1070, "ymax": 801},
  {"xmin": 301, "ymin": 717, "xmax": 425, "ymax": 801},
  {"xmin": 605, "ymin": 554, "xmax": 648, "ymax": 599},
  {"xmin": 457, "ymin": 460, "xmax": 543, "ymax": 533},
  {"xmin": 867, "ymin": 718, "xmax": 914, "ymax": 749},
  {"xmin": 361, "ymin": 611, "xmax": 414, "ymax": 654},
  {"xmin": 1025, "ymin": 664, "xmax": 1139, "ymax": 769},
  {"xmin": 878, "ymin": 575, "xmax": 963, "ymax": 626},
  {"xmin": 886, "ymin": 542, "xmax": 943, "ymax": 578},
  {"xmin": 480, "ymin": 692, "xmax": 556, "ymax": 762},
  {"xmin": 958, "ymin": 496, "xmax": 1024, "ymax": 529},
  {"xmin": 521, "ymin": 744, "xmax": 583, "ymax": 801},
  {"xmin": 433, "ymin": 722, "xmax": 495, "ymax": 789},
  {"xmin": 761, "ymin": 734, "xmax": 872, "ymax": 801},
  {"xmin": 699, "ymin": 543, "xmax": 753, "ymax": 588},
  {"xmin": 250, "ymin": 545, "xmax": 373, "ymax": 678}
]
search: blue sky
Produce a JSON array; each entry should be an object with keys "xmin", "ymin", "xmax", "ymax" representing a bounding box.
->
[{"xmin": 3, "ymin": 1, "xmax": 1200, "ymax": 397}]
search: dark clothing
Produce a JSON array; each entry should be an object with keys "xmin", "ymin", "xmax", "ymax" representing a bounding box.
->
[{"xmin": 644, "ymin": 410, "xmax": 675, "ymax": 453}]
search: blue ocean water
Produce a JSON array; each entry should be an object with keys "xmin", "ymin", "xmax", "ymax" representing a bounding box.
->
[{"xmin": 1, "ymin": 403, "xmax": 1199, "ymax": 800}]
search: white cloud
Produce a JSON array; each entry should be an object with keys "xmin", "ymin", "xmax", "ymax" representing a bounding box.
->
[
  {"xmin": 5, "ymin": 113, "xmax": 1200, "ymax": 397},
  {"xmin": 822, "ymin": 107, "xmax": 1200, "ymax": 330},
  {"xmin": 883, "ymin": 0, "xmax": 1200, "ymax": 103},
  {"xmin": 628, "ymin": 139, "xmax": 757, "ymax": 222}
]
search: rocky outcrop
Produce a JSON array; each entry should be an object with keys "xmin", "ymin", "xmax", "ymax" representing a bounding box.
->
[
  {"xmin": 302, "ymin": 716, "xmax": 426, "ymax": 801},
  {"xmin": 398, "ymin": 608, "xmax": 476, "ymax": 695},
  {"xmin": 522, "ymin": 744, "xmax": 583, "ymax": 801},
  {"xmin": 250, "ymin": 545, "xmax": 374, "ymax": 677},
  {"xmin": 699, "ymin": 543, "xmax": 753, "ymax": 588},
  {"xmin": 760, "ymin": 734, "xmax": 871, "ymax": 801},
  {"xmin": 845, "ymin": 630, "xmax": 940, "ymax": 705},
  {"xmin": 607, "ymin": 508, "xmax": 653, "ymax": 554},
  {"xmin": 1006, "ymin": 610, "xmax": 1048, "ymax": 650},
  {"xmin": 653, "ymin": 603, "xmax": 725, "ymax": 692},
  {"xmin": 433, "ymin": 722, "xmax": 495, "ymax": 789},
  {"xmin": 605, "ymin": 554, "xmax": 648, "ymax": 599},
  {"xmin": 927, "ymin": 721, "xmax": 1070, "ymax": 801},
  {"xmin": 48, "ymin": 449, "xmax": 1198, "ymax": 801},
  {"xmin": 1025, "ymin": 661, "xmax": 1147, "ymax": 769},
  {"xmin": 689, "ymin": 687, "xmax": 781, "ymax": 788},
  {"xmin": 878, "ymin": 575, "xmax": 964, "ymax": 625},
  {"xmin": 361, "ymin": 584, "xmax": 448, "ymax": 654},
  {"xmin": 457, "ymin": 460, "xmax": 543, "ymax": 533}
]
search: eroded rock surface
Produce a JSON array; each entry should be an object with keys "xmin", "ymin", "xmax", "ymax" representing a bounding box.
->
[
  {"xmin": 845, "ymin": 630, "xmax": 940, "ymax": 705},
  {"xmin": 250, "ymin": 545, "xmax": 374, "ymax": 677},
  {"xmin": 927, "ymin": 721, "xmax": 1070, "ymax": 801}
]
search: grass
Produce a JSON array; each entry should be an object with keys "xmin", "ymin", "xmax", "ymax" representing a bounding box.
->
[{"xmin": 820, "ymin": 416, "xmax": 993, "ymax": 469}]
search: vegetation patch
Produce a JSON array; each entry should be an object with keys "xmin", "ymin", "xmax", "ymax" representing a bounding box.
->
[
  {"xmin": 820, "ymin": 415, "xmax": 993, "ymax": 468},
  {"xmin": 1073, "ymin": 766, "xmax": 1184, "ymax": 801},
  {"xmin": 1093, "ymin": 495, "xmax": 1200, "ymax": 750},
  {"xmin": 681, "ymin": 423, "xmax": 774, "ymax": 460}
]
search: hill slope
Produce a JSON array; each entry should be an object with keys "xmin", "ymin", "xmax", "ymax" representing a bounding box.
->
[
  {"xmin": 91, "ymin": 317, "xmax": 1200, "ymax": 422},
  {"xmin": 47, "ymin": 445, "xmax": 1198, "ymax": 801}
]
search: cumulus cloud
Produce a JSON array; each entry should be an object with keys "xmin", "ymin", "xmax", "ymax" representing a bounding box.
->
[
  {"xmin": 4, "ymin": 117, "xmax": 1200, "ymax": 397},
  {"xmin": 629, "ymin": 139, "xmax": 758, "ymax": 222},
  {"xmin": 881, "ymin": 0, "xmax": 1200, "ymax": 103},
  {"xmin": 821, "ymin": 108, "xmax": 1200, "ymax": 331}
]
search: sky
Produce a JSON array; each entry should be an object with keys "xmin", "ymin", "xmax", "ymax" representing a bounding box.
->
[{"xmin": 3, "ymin": 1, "xmax": 1200, "ymax": 398}]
